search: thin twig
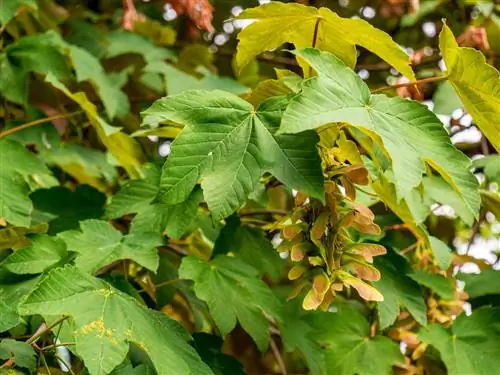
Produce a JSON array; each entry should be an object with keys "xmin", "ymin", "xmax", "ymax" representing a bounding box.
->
[
  {"xmin": 1, "ymin": 316, "xmax": 69, "ymax": 369},
  {"xmin": 269, "ymin": 335, "xmax": 287, "ymax": 375},
  {"xmin": 372, "ymin": 75, "xmax": 448, "ymax": 93},
  {"xmin": 27, "ymin": 316, "xmax": 69, "ymax": 345},
  {"xmin": 54, "ymin": 354, "xmax": 76, "ymax": 375},
  {"xmin": 400, "ymin": 241, "xmax": 420, "ymax": 254},
  {"xmin": 41, "ymin": 342, "xmax": 76, "ymax": 352},
  {"xmin": 0, "ymin": 111, "xmax": 82, "ymax": 139}
]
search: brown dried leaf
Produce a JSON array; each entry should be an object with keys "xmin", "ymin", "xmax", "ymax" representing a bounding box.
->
[
  {"xmin": 310, "ymin": 211, "xmax": 330, "ymax": 240},
  {"xmin": 167, "ymin": 0, "xmax": 215, "ymax": 32}
]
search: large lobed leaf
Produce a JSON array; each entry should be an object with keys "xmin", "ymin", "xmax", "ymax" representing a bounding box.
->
[
  {"xmin": 0, "ymin": 139, "xmax": 57, "ymax": 227},
  {"xmin": 58, "ymin": 220, "xmax": 163, "ymax": 274},
  {"xmin": 439, "ymin": 24, "xmax": 500, "ymax": 152},
  {"xmin": 19, "ymin": 267, "xmax": 213, "ymax": 375},
  {"xmin": 312, "ymin": 304, "xmax": 404, "ymax": 374},
  {"xmin": 142, "ymin": 91, "xmax": 324, "ymax": 220},
  {"xmin": 106, "ymin": 164, "xmax": 202, "ymax": 240},
  {"xmin": 179, "ymin": 255, "xmax": 282, "ymax": 351},
  {"xmin": 419, "ymin": 307, "xmax": 500, "ymax": 375},
  {"xmin": 280, "ymin": 48, "xmax": 480, "ymax": 225},
  {"xmin": 234, "ymin": 2, "xmax": 415, "ymax": 80}
]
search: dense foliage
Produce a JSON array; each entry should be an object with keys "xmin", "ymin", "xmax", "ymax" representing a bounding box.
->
[{"xmin": 0, "ymin": 0, "xmax": 499, "ymax": 374}]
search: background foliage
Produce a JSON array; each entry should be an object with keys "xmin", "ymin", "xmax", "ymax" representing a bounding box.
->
[{"xmin": 0, "ymin": 0, "xmax": 499, "ymax": 374}]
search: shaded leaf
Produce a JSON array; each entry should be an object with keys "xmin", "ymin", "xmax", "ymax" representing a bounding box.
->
[
  {"xmin": 0, "ymin": 139, "xmax": 57, "ymax": 227},
  {"xmin": 458, "ymin": 269, "xmax": 500, "ymax": 299},
  {"xmin": 0, "ymin": 339, "xmax": 36, "ymax": 371},
  {"xmin": 373, "ymin": 250, "xmax": 427, "ymax": 329},
  {"xmin": 179, "ymin": 255, "xmax": 282, "ymax": 351},
  {"xmin": 30, "ymin": 185, "xmax": 106, "ymax": 234},
  {"xmin": 1, "ymin": 234, "xmax": 67, "ymax": 274},
  {"xmin": 106, "ymin": 164, "xmax": 202, "ymax": 240},
  {"xmin": 58, "ymin": 219, "xmax": 163, "ymax": 274},
  {"xmin": 419, "ymin": 307, "xmax": 500, "ymax": 375},
  {"xmin": 191, "ymin": 333, "xmax": 245, "ymax": 375},
  {"xmin": 408, "ymin": 271, "xmax": 455, "ymax": 300},
  {"xmin": 312, "ymin": 305, "xmax": 404, "ymax": 375}
]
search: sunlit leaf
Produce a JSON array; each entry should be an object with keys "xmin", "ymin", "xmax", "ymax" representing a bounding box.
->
[
  {"xmin": 235, "ymin": 2, "xmax": 414, "ymax": 80},
  {"xmin": 439, "ymin": 23, "xmax": 500, "ymax": 151}
]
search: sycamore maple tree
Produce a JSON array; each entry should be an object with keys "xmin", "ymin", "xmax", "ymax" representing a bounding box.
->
[{"xmin": 0, "ymin": 0, "xmax": 499, "ymax": 374}]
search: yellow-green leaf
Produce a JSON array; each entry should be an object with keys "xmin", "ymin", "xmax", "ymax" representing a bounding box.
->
[
  {"xmin": 439, "ymin": 23, "xmax": 500, "ymax": 152},
  {"xmin": 235, "ymin": 2, "xmax": 414, "ymax": 80}
]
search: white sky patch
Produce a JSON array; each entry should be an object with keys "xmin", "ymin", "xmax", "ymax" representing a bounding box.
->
[
  {"xmin": 362, "ymin": 6, "xmax": 376, "ymax": 18},
  {"xmin": 214, "ymin": 33, "xmax": 229, "ymax": 46},
  {"xmin": 451, "ymin": 126, "xmax": 482, "ymax": 144},
  {"xmin": 358, "ymin": 69, "xmax": 370, "ymax": 80},
  {"xmin": 223, "ymin": 22, "xmax": 235, "ymax": 34},
  {"xmin": 422, "ymin": 22, "xmax": 436, "ymax": 37},
  {"xmin": 159, "ymin": 141, "xmax": 171, "ymax": 157},
  {"xmin": 163, "ymin": 3, "xmax": 177, "ymax": 21},
  {"xmin": 231, "ymin": 6, "xmax": 244, "ymax": 16}
]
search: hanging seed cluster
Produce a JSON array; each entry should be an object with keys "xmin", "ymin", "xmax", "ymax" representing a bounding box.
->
[{"xmin": 278, "ymin": 129, "xmax": 387, "ymax": 311}]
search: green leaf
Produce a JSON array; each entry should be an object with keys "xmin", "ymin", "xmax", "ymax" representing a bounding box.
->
[
  {"xmin": 110, "ymin": 364, "xmax": 155, "ymax": 375},
  {"xmin": 1, "ymin": 234, "xmax": 67, "ymax": 274},
  {"xmin": 179, "ymin": 255, "xmax": 282, "ymax": 351},
  {"xmin": 106, "ymin": 164, "xmax": 203, "ymax": 240},
  {"xmin": 105, "ymin": 30, "xmax": 174, "ymax": 64},
  {"xmin": 145, "ymin": 63, "xmax": 249, "ymax": 96},
  {"xmin": 473, "ymin": 155, "xmax": 500, "ymax": 184},
  {"xmin": 408, "ymin": 271, "xmax": 455, "ymax": 299},
  {"xmin": 0, "ymin": 31, "xmax": 70, "ymax": 104},
  {"xmin": 0, "ymin": 139, "xmax": 57, "ymax": 227},
  {"xmin": 0, "ymin": 0, "xmax": 37, "ymax": 26},
  {"xmin": 279, "ymin": 299, "xmax": 327, "ymax": 375},
  {"xmin": 373, "ymin": 250, "xmax": 427, "ymax": 329},
  {"xmin": 439, "ymin": 23, "xmax": 500, "ymax": 152},
  {"xmin": 58, "ymin": 219, "xmax": 163, "ymax": 274},
  {"xmin": 19, "ymin": 267, "xmax": 213, "ymax": 375},
  {"xmin": 235, "ymin": 2, "xmax": 414, "ymax": 80},
  {"xmin": 419, "ymin": 307, "xmax": 500, "ymax": 375},
  {"xmin": 41, "ymin": 143, "xmax": 118, "ymax": 190},
  {"xmin": 429, "ymin": 236, "xmax": 452, "ymax": 271},
  {"xmin": 191, "ymin": 333, "xmax": 245, "ymax": 375},
  {"xmin": 0, "ymin": 339, "xmax": 36, "ymax": 371},
  {"xmin": 69, "ymin": 46, "xmax": 129, "ymax": 119},
  {"xmin": 45, "ymin": 73, "xmax": 144, "ymax": 177},
  {"xmin": 458, "ymin": 269, "xmax": 500, "ymax": 299},
  {"xmin": 312, "ymin": 305, "xmax": 404, "ymax": 375},
  {"xmin": 143, "ymin": 90, "xmax": 324, "ymax": 220},
  {"xmin": 423, "ymin": 176, "xmax": 475, "ymax": 226},
  {"xmin": 280, "ymin": 48, "xmax": 479, "ymax": 222},
  {"xmin": 213, "ymin": 217, "xmax": 284, "ymax": 281},
  {"xmin": 480, "ymin": 189, "xmax": 500, "ymax": 219},
  {"xmin": 0, "ymin": 300, "xmax": 23, "ymax": 333},
  {"xmin": 432, "ymin": 81, "xmax": 463, "ymax": 115},
  {"xmin": 30, "ymin": 185, "xmax": 106, "ymax": 234},
  {"xmin": 0, "ymin": 276, "xmax": 39, "ymax": 332}
]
